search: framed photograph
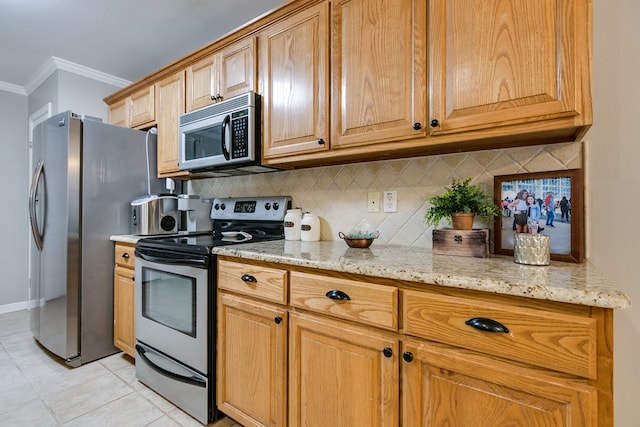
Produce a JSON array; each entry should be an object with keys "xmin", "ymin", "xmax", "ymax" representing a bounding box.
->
[{"xmin": 493, "ymin": 169, "xmax": 584, "ymax": 263}]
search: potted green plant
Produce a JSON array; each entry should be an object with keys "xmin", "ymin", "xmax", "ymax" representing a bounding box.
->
[{"xmin": 424, "ymin": 178, "xmax": 501, "ymax": 230}]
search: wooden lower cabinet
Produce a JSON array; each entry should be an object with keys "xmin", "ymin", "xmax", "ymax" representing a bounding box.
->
[
  {"xmin": 217, "ymin": 257, "xmax": 612, "ymax": 427},
  {"xmin": 113, "ymin": 243, "xmax": 136, "ymax": 358},
  {"xmin": 401, "ymin": 338, "xmax": 596, "ymax": 427},
  {"xmin": 288, "ymin": 311, "xmax": 399, "ymax": 427},
  {"xmin": 217, "ymin": 293, "xmax": 288, "ymax": 427}
]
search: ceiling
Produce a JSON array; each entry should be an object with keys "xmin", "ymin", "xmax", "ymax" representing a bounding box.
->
[{"xmin": 0, "ymin": 0, "xmax": 287, "ymax": 94}]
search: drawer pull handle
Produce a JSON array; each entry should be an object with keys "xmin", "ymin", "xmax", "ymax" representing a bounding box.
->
[
  {"xmin": 382, "ymin": 347, "xmax": 393, "ymax": 358},
  {"xmin": 274, "ymin": 316, "xmax": 283, "ymax": 324},
  {"xmin": 402, "ymin": 351, "xmax": 414, "ymax": 363},
  {"xmin": 241, "ymin": 274, "xmax": 257, "ymax": 283},
  {"xmin": 325, "ymin": 290, "xmax": 351, "ymax": 301},
  {"xmin": 465, "ymin": 317, "xmax": 510, "ymax": 334}
]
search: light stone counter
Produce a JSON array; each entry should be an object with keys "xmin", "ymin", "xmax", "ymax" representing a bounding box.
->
[
  {"xmin": 110, "ymin": 234, "xmax": 145, "ymax": 244},
  {"xmin": 211, "ymin": 240, "xmax": 631, "ymax": 309}
]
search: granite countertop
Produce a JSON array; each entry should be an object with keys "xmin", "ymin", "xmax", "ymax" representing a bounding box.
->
[
  {"xmin": 211, "ymin": 240, "xmax": 631, "ymax": 309},
  {"xmin": 110, "ymin": 234, "xmax": 146, "ymax": 244}
]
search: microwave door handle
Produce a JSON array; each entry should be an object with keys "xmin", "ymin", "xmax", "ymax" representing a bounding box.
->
[{"xmin": 221, "ymin": 114, "xmax": 231, "ymax": 160}]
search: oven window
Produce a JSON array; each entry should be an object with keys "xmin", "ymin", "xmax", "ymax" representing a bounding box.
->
[
  {"xmin": 141, "ymin": 267, "xmax": 197, "ymax": 337},
  {"xmin": 184, "ymin": 125, "xmax": 223, "ymax": 161}
]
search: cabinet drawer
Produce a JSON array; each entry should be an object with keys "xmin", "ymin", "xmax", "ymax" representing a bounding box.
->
[
  {"xmin": 218, "ymin": 259, "xmax": 288, "ymax": 304},
  {"xmin": 402, "ymin": 290, "xmax": 597, "ymax": 379},
  {"xmin": 290, "ymin": 272, "xmax": 398, "ymax": 330},
  {"xmin": 114, "ymin": 243, "xmax": 135, "ymax": 269}
]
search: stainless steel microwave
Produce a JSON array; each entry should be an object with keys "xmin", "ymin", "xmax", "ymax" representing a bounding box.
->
[{"xmin": 179, "ymin": 92, "xmax": 276, "ymax": 175}]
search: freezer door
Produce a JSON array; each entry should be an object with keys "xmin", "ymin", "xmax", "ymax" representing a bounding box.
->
[{"xmin": 33, "ymin": 111, "xmax": 81, "ymax": 362}]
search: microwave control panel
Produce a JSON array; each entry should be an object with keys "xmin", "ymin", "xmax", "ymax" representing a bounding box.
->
[{"xmin": 231, "ymin": 110, "xmax": 249, "ymax": 159}]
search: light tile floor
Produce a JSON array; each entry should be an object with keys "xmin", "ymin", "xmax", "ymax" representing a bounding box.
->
[{"xmin": 0, "ymin": 310, "xmax": 241, "ymax": 427}]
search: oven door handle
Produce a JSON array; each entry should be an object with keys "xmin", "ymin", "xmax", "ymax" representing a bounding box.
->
[
  {"xmin": 136, "ymin": 251, "xmax": 208, "ymax": 268},
  {"xmin": 136, "ymin": 344, "xmax": 206, "ymax": 388}
]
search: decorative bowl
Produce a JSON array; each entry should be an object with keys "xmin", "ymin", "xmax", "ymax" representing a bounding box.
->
[{"xmin": 338, "ymin": 231, "xmax": 379, "ymax": 248}]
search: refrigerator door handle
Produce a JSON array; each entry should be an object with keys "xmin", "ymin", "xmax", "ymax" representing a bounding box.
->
[{"xmin": 28, "ymin": 160, "xmax": 45, "ymax": 251}]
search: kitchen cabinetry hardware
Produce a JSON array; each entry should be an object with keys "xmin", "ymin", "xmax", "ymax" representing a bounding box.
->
[
  {"xmin": 402, "ymin": 351, "xmax": 414, "ymax": 363},
  {"xmin": 274, "ymin": 316, "xmax": 283, "ymax": 324},
  {"xmin": 465, "ymin": 317, "xmax": 510, "ymax": 334},
  {"xmin": 241, "ymin": 274, "xmax": 257, "ymax": 283},
  {"xmin": 383, "ymin": 347, "xmax": 393, "ymax": 358},
  {"xmin": 318, "ymin": 138, "xmax": 325, "ymax": 145},
  {"xmin": 325, "ymin": 289, "xmax": 351, "ymax": 301},
  {"xmin": 122, "ymin": 252, "xmax": 130, "ymax": 259},
  {"xmin": 429, "ymin": 119, "xmax": 439, "ymax": 128},
  {"xmin": 413, "ymin": 122, "xmax": 422, "ymax": 130}
]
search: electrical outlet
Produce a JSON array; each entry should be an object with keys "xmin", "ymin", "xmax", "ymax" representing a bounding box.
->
[
  {"xmin": 367, "ymin": 192, "xmax": 380, "ymax": 213},
  {"xmin": 383, "ymin": 190, "xmax": 397, "ymax": 212}
]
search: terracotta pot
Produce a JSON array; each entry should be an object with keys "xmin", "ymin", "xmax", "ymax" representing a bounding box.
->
[{"xmin": 451, "ymin": 213, "xmax": 475, "ymax": 230}]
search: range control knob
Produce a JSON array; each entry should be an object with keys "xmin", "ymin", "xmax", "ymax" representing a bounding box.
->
[
  {"xmin": 273, "ymin": 202, "xmax": 280, "ymax": 211},
  {"xmin": 220, "ymin": 203, "xmax": 226, "ymax": 210},
  {"xmin": 214, "ymin": 203, "xmax": 220, "ymax": 210},
  {"xmin": 264, "ymin": 202, "xmax": 271, "ymax": 210}
]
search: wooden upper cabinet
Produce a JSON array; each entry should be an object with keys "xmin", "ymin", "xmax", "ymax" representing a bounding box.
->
[
  {"xmin": 130, "ymin": 86, "xmax": 155, "ymax": 128},
  {"xmin": 219, "ymin": 37, "xmax": 257, "ymax": 100},
  {"xmin": 428, "ymin": 0, "xmax": 591, "ymax": 135},
  {"xmin": 187, "ymin": 37, "xmax": 257, "ymax": 112},
  {"xmin": 260, "ymin": 2, "xmax": 330, "ymax": 159},
  {"xmin": 330, "ymin": 0, "xmax": 427, "ymax": 149},
  {"xmin": 155, "ymin": 71, "xmax": 188, "ymax": 177},
  {"xmin": 186, "ymin": 54, "xmax": 219, "ymax": 112},
  {"xmin": 109, "ymin": 98, "xmax": 130, "ymax": 128}
]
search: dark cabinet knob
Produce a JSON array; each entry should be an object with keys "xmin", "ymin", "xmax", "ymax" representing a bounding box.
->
[
  {"xmin": 383, "ymin": 347, "xmax": 393, "ymax": 358},
  {"xmin": 413, "ymin": 122, "xmax": 422, "ymax": 130},
  {"xmin": 430, "ymin": 119, "xmax": 439, "ymax": 128},
  {"xmin": 122, "ymin": 252, "xmax": 130, "ymax": 259},
  {"xmin": 402, "ymin": 351, "xmax": 414, "ymax": 363},
  {"xmin": 241, "ymin": 274, "xmax": 257, "ymax": 283},
  {"xmin": 465, "ymin": 317, "xmax": 510, "ymax": 333},
  {"xmin": 210, "ymin": 95, "xmax": 216, "ymax": 101},
  {"xmin": 325, "ymin": 290, "xmax": 351, "ymax": 301},
  {"xmin": 318, "ymin": 138, "xmax": 325, "ymax": 145},
  {"xmin": 274, "ymin": 316, "xmax": 283, "ymax": 324}
]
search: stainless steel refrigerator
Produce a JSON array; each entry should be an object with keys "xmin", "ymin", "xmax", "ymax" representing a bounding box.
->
[{"xmin": 28, "ymin": 110, "xmax": 163, "ymax": 367}]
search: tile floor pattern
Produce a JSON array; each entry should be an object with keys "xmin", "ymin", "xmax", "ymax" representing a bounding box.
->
[{"xmin": 0, "ymin": 310, "xmax": 240, "ymax": 427}]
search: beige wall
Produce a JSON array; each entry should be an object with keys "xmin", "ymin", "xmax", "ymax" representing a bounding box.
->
[
  {"xmin": 194, "ymin": 142, "xmax": 581, "ymax": 246},
  {"xmin": 589, "ymin": 0, "xmax": 640, "ymax": 424}
]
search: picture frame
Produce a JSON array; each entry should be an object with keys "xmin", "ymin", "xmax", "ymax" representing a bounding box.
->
[{"xmin": 493, "ymin": 169, "xmax": 584, "ymax": 263}]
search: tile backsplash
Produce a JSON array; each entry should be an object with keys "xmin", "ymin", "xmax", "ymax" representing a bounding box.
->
[{"xmin": 192, "ymin": 141, "xmax": 582, "ymax": 247}]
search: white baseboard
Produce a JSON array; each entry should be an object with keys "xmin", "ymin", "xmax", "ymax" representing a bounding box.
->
[{"xmin": 0, "ymin": 301, "xmax": 29, "ymax": 315}]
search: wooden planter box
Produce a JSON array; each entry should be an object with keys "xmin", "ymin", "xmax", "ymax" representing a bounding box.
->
[{"xmin": 432, "ymin": 228, "xmax": 489, "ymax": 258}]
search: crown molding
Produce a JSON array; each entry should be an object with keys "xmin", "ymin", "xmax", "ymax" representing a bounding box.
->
[
  {"xmin": 21, "ymin": 56, "xmax": 132, "ymax": 95},
  {"xmin": 0, "ymin": 81, "xmax": 27, "ymax": 96}
]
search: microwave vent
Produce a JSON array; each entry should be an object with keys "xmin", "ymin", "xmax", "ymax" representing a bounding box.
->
[{"xmin": 180, "ymin": 92, "xmax": 256, "ymax": 126}]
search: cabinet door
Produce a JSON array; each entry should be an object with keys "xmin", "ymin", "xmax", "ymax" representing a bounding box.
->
[
  {"xmin": 155, "ymin": 71, "xmax": 188, "ymax": 177},
  {"xmin": 109, "ymin": 98, "xmax": 130, "ymax": 127},
  {"xmin": 217, "ymin": 293, "xmax": 287, "ymax": 427},
  {"xmin": 186, "ymin": 54, "xmax": 219, "ymax": 112},
  {"xmin": 260, "ymin": 2, "xmax": 330, "ymax": 158},
  {"xmin": 289, "ymin": 312, "xmax": 399, "ymax": 427},
  {"xmin": 401, "ymin": 338, "xmax": 596, "ymax": 427},
  {"xmin": 130, "ymin": 86, "xmax": 155, "ymax": 128},
  {"xmin": 331, "ymin": 0, "xmax": 427, "ymax": 148},
  {"xmin": 114, "ymin": 265, "xmax": 135, "ymax": 358},
  {"xmin": 428, "ymin": 0, "xmax": 590, "ymax": 135},
  {"xmin": 219, "ymin": 37, "xmax": 256, "ymax": 100}
]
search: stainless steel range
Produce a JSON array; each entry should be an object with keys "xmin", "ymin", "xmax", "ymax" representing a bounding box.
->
[{"xmin": 134, "ymin": 196, "xmax": 291, "ymax": 424}]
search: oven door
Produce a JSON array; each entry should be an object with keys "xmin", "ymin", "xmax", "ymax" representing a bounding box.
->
[{"xmin": 134, "ymin": 247, "xmax": 209, "ymax": 373}]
